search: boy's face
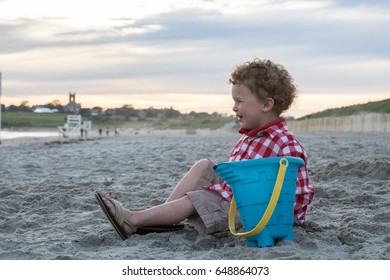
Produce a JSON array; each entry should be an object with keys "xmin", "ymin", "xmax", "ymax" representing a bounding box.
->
[{"xmin": 231, "ymin": 84, "xmax": 268, "ymax": 130}]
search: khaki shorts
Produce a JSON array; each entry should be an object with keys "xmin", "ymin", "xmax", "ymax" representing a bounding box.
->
[{"xmin": 186, "ymin": 160, "xmax": 242, "ymax": 235}]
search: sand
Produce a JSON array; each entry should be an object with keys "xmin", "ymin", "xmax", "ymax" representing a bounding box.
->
[{"xmin": 0, "ymin": 130, "xmax": 389, "ymax": 260}]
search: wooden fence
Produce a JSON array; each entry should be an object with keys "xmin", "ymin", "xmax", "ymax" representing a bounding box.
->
[{"xmin": 288, "ymin": 113, "xmax": 390, "ymax": 133}]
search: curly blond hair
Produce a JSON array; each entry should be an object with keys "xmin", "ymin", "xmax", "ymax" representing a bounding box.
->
[{"xmin": 229, "ymin": 58, "xmax": 297, "ymax": 115}]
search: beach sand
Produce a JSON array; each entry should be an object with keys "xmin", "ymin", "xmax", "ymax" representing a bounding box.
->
[{"xmin": 0, "ymin": 130, "xmax": 389, "ymax": 260}]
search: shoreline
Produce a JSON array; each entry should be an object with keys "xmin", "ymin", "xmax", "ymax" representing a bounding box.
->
[{"xmin": 0, "ymin": 125, "xmax": 238, "ymax": 143}]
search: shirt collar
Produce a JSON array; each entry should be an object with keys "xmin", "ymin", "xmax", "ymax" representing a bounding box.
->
[{"xmin": 238, "ymin": 117, "xmax": 286, "ymax": 137}]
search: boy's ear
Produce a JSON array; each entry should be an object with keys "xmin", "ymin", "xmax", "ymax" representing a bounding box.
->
[{"xmin": 262, "ymin": 97, "xmax": 275, "ymax": 112}]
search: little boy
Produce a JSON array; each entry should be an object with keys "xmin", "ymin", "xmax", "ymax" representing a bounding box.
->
[{"xmin": 96, "ymin": 58, "xmax": 314, "ymax": 239}]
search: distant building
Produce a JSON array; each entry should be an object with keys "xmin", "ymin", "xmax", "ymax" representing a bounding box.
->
[
  {"xmin": 105, "ymin": 107, "xmax": 135, "ymax": 116},
  {"xmin": 91, "ymin": 108, "xmax": 102, "ymax": 116},
  {"xmin": 33, "ymin": 107, "xmax": 57, "ymax": 113},
  {"xmin": 64, "ymin": 92, "xmax": 81, "ymax": 114}
]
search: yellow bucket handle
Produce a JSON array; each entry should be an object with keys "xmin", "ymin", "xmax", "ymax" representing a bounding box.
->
[{"xmin": 228, "ymin": 158, "xmax": 289, "ymax": 238}]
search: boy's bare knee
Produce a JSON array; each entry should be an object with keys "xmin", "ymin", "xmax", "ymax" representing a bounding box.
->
[
  {"xmin": 187, "ymin": 159, "xmax": 211, "ymax": 176},
  {"xmin": 193, "ymin": 159, "xmax": 211, "ymax": 170}
]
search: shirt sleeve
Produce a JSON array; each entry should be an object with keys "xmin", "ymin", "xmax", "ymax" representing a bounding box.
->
[{"xmin": 202, "ymin": 180, "xmax": 233, "ymax": 202}]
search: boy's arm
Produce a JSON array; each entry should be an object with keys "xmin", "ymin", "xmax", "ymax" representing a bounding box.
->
[{"xmin": 280, "ymin": 140, "xmax": 315, "ymax": 224}]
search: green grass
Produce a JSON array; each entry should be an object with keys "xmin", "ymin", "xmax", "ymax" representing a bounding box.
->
[
  {"xmin": 1, "ymin": 112, "xmax": 235, "ymax": 130},
  {"xmin": 2, "ymin": 112, "xmax": 68, "ymax": 128}
]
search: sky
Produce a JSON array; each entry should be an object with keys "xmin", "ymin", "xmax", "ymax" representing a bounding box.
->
[{"xmin": 0, "ymin": 0, "xmax": 389, "ymax": 118}]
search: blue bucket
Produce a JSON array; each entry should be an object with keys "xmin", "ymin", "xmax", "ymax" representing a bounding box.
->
[{"xmin": 213, "ymin": 157, "xmax": 304, "ymax": 247}]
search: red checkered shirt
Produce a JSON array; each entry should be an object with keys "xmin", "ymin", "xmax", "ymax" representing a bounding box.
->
[{"xmin": 204, "ymin": 117, "xmax": 314, "ymax": 223}]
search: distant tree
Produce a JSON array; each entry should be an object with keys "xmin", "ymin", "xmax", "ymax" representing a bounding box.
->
[
  {"xmin": 45, "ymin": 99, "xmax": 64, "ymax": 112},
  {"xmin": 122, "ymin": 104, "xmax": 134, "ymax": 109},
  {"xmin": 188, "ymin": 111, "xmax": 209, "ymax": 119},
  {"xmin": 146, "ymin": 107, "xmax": 157, "ymax": 118},
  {"xmin": 165, "ymin": 106, "xmax": 181, "ymax": 118},
  {"xmin": 18, "ymin": 100, "xmax": 31, "ymax": 112},
  {"xmin": 80, "ymin": 108, "xmax": 91, "ymax": 117},
  {"xmin": 92, "ymin": 106, "xmax": 103, "ymax": 111},
  {"xmin": 7, "ymin": 104, "xmax": 19, "ymax": 112},
  {"xmin": 121, "ymin": 104, "xmax": 136, "ymax": 117}
]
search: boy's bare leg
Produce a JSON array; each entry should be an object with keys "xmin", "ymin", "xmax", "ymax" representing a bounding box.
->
[
  {"xmin": 135, "ymin": 196, "xmax": 195, "ymax": 226},
  {"xmin": 103, "ymin": 194, "xmax": 195, "ymax": 235},
  {"xmin": 101, "ymin": 159, "xmax": 210, "ymax": 235},
  {"xmin": 166, "ymin": 159, "xmax": 210, "ymax": 202}
]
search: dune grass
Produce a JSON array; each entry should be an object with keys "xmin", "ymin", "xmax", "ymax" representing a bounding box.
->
[{"xmin": 299, "ymin": 98, "xmax": 390, "ymax": 119}]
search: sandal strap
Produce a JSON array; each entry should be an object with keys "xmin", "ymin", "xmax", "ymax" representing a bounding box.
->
[{"xmin": 107, "ymin": 197, "xmax": 137, "ymax": 233}]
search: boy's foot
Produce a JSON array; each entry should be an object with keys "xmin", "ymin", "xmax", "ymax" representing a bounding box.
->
[
  {"xmin": 95, "ymin": 192, "xmax": 185, "ymax": 240},
  {"xmin": 95, "ymin": 192, "xmax": 136, "ymax": 240}
]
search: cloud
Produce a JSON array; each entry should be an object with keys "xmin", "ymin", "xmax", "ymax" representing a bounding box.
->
[{"xmin": 1, "ymin": 0, "xmax": 389, "ymax": 116}]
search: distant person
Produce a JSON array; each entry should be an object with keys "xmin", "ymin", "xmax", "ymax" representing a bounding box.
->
[
  {"xmin": 99, "ymin": 128, "xmax": 103, "ymax": 137},
  {"xmin": 106, "ymin": 127, "xmax": 109, "ymax": 136},
  {"xmin": 80, "ymin": 127, "xmax": 84, "ymax": 138},
  {"xmin": 95, "ymin": 58, "xmax": 314, "ymax": 240},
  {"xmin": 115, "ymin": 127, "xmax": 120, "ymax": 137}
]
